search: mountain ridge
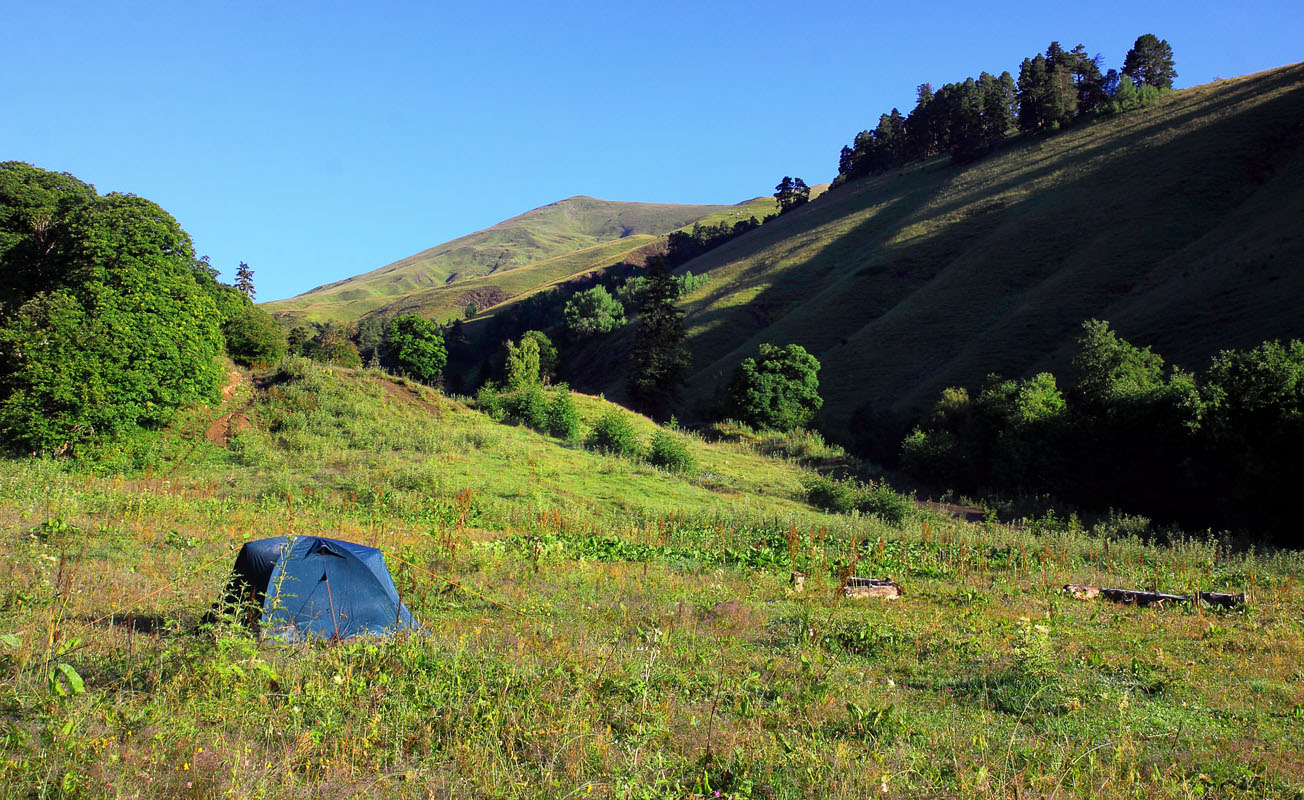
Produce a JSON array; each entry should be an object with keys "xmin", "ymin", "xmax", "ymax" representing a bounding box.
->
[{"xmin": 267, "ymin": 195, "xmax": 765, "ymax": 323}]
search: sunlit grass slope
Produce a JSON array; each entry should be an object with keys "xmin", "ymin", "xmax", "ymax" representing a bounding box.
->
[
  {"xmin": 665, "ymin": 64, "xmax": 1304, "ymax": 434},
  {"xmin": 266, "ymin": 196, "xmax": 763, "ymax": 325},
  {"xmin": 364, "ymin": 197, "xmax": 782, "ymax": 325},
  {"xmin": 2, "ymin": 359, "xmax": 1303, "ymax": 797}
]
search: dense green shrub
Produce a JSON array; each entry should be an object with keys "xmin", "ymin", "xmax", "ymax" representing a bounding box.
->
[
  {"xmin": 0, "ymin": 172, "xmax": 225, "ymax": 453},
  {"xmin": 802, "ymin": 474, "xmax": 857, "ymax": 514},
  {"xmin": 474, "ymin": 382, "xmax": 505, "ymax": 422},
  {"xmin": 901, "ymin": 319, "xmax": 1304, "ymax": 543},
  {"xmin": 648, "ymin": 430, "xmax": 694, "ymax": 473},
  {"xmin": 803, "ymin": 474, "xmax": 915, "ymax": 524},
  {"xmin": 563, "ymin": 286, "xmax": 625, "ymax": 338},
  {"xmin": 724, "ymin": 343, "xmax": 823, "ymax": 431},
  {"xmin": 385, "ymin": 314, "xmax": 446, "ymax": 384},
  {"xmin": 545, "ymin": 385, "xmax": 580, "ymax": 442},
  {"xmin": 223, "ymin": 304, "xmax": 287, "ymax": 367},
  {"xmin": 521, "ymin": 330, "xmax": 558, "ymax": 383},
  {"xmin": 304, "ymin": 323, "xmax": 363, "ymax": 367},
  {"xmin": 588, "ymin": 408, "xmax": 640, "ymax": 457},
  {"xmin": 506, "ymin": 383, "xmax": 549, "ymax": 431}
]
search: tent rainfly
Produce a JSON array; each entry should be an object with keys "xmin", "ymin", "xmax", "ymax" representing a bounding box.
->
[{"xmin": 220, "ymin": 536, "xmax": 420, "ymax": 641}]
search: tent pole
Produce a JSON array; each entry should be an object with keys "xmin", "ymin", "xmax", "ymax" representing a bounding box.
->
[{"xmin": 324, "ymin": 573, "xmax": 341, "ymax": 641}]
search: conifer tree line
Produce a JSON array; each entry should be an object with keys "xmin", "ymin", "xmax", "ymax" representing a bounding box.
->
[{"xmin": 836, "ymin": 34, "xmax": 1177, "ymax": 181}]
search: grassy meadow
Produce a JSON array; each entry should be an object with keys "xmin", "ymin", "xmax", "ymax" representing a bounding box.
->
[{"xmin": 2, "ymin": 359, "xmax": 1302, "ymax": 798}]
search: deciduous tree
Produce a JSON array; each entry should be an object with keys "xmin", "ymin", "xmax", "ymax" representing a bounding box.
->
[
  {"xmin": 725, "ymin": 343, "xmax": 823, "ymax": 431},
  {"xmin": 384, "ymin": 314, "xmax": 446, "ymax": 384}
]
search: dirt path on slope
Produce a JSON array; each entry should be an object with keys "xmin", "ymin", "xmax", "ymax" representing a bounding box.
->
[{"xmin": 206, "ymin": 370, "xmax": 253, "ymax": 446}]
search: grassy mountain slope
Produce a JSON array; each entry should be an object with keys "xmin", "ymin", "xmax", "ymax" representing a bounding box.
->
[
  {"xmin": 3, "ymin": 359, "xmax": 1301, "ymax": 798},
  {"xmin": 354, "ymin": 196, "xmax": 777, "ymax": 325},
  {"xmin": 657, "ymin": 64, "xmax": 1304, "ymax": 435},
  {"xmin": 266, "ymin": 196, "xmax": 761, "ymax": 324}
]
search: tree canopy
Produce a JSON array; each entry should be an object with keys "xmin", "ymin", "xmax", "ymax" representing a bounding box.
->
[
  {"xmin": 1123, "ymin": 34, "xmax": 1178, "ymax": 90},
  {"xmin": 774, "ymin": 177, "xmax": 811, "ymax": 214},
  {"xmin": 628, "ymin": 258, "xmax": 690, "ymax": 417},
  {"xmin": 725, "ymin": 343, "xmax": 823, "ymax": 432},
  {"xmin": 835, "ymin": 34, "xmax": 1175, "ymax": 184},
  {"xmin": 385, "ymin": 314, "xmax": 447, "ymax": 384},
  {"xmin": 563, "ymin": 285, "xmax": 625, "ymax": 339},
  {"xmin": 0, "ymin": 164, "xmax": 225, "ymax": 452}
]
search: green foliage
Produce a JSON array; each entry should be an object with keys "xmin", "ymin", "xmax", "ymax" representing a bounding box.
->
[
  {"xmin": 520, "ymin": 330, "xmax": 557, "ymax": 383},
  {"xmin": 304, "ymin": 323, "xmax": 363, "ymax": 367},
  {"xmin": 1123, "ymin": 33, "xmax": 1178, "ymax": 90},
  {"xmin": 222, "ymin": 303, "xmax": 287, "ymax": 367},
  {"xmin": 903, "ymin": 319, "xmax": 1304, "ymax": 543},
  {"xmin": 0, "ymin": 182, "xmax": 224, "ymax": 453},
  {"xmin": 725, "ymin": 343, "xmax": 823, "ymax": 432},
  {"xmin": 385, "ymin": 314, "xmax": 447, "ymax": 384},
  {"xmin": 899, "ymin": 427, "xmax": 966, "ymax": 486},
  {"xmin": 774, "ymin": 176, "xmax": 811, "ymax": 213},
  {"xmin": 353, "ymin": 316, "xmax": 386, "ymax": 365},
  {"xmin": 505, "ymin": 383, "xmax": 549, "ymax": 431},
  {"xmin": 588, "ymin": 408, "xmax": 641, "ymax": 458},
  {"xmin": 474, "ymin": 381, "xmax": 505, "ymax": 422},
  {"xmin": 1072, "ymin": 319, "xmax": 1166, "ymax": 412},
  {"xmin": 233, "ymin": 261, "xmax": 256, "ymax": 300},
  {"xmin": 0, "ymin": 161, "xmax": 97, "ymax": 312},
  {"xmin": 286, "ymin": 325, "xmax": 314, "ymax": 356},
  {"xmin": 563, "ymin": 285, "xmax": 625, "ymax": 338},
  {"xmin": 802, "ymin": 474, "xmax": 915, "ymax": 524},
  {"xmin": 504, "ymin": 336, "xmax": 542, "ymax": 390},
  {"xmin": 545, "ymin": 384, "xmax": 580, "ymax": 442},
  {"xmin": 628, "ymin": 258, "xmax": 690, "ymax": 417},
  {"xmin": 648, "ymin": 429, "xmax": 694, "ymax": 473}
]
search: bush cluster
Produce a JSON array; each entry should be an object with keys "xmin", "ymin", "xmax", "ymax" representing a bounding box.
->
[
  {"xmin": 587, "ymin": 408, "xmax": 641, "ymax": 458},
  {"xmin": 648, "ymin": 430, "xmax": 694, "ymax": 473},
  {"xmin": 902, "ymin": 320, "xmax": 1304, "ymax": 543},
  {"xmin": 803, "ymin": 475, "xmax": 916, "ymax": 524}
]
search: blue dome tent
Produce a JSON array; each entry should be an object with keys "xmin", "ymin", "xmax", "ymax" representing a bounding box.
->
[{"xmin": 220, "ymin": 536, "xmax": 420, "ymax": 641}]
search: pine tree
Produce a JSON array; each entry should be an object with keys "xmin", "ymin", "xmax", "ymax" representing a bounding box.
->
[
  {"xmin": 1017, "ymin": 56, "xmax": 1047, "ymax": 132},
  {"xmin": 1123, "ymin": 34, "xmax": 1177, "ymax": 90},
  {"xmin": 234, "ymin": 261, "xmax": 255, "ymax": 300},
  {"xmin": 774, "ymin": 176, "xmax": 811, "ymax": 213},
  {"xmin": 628, "ymin": 257, "xmax": 690, "ymax": 417}
]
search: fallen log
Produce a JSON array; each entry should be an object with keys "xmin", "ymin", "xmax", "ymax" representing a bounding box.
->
[
  {"xmin": 1062, "ymin": 584, "xmax": 1247, "ymax": 609},
  {"xmin": 843, "ymin": 577, "xmax": 902, "ymax": 600}
]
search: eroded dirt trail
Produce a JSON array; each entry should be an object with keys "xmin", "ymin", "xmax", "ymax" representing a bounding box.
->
[{"xmin": 206, "ymin": 370, "xmax": 253, "ymax": 446}]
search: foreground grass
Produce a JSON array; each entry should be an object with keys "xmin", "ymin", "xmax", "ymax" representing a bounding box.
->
[{"xmin": 2, "ymin": 361, "xmax": 1302, "ymax": 798}]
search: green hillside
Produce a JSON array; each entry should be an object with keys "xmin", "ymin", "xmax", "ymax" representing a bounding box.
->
[
  {"xmin": 266, "ymin": 196, "xmax": 763, "ymax": 324},
  {"xmin": 353, "ymin": 196, "xmax": 778, "ymax": 325},
  {"xmin": 628, "ymin": 64, "xmax": 1304, "ymax": 437},
  {"xmin": 3, "ymin": 358, "xmax": 1301, "ymax": 798}
]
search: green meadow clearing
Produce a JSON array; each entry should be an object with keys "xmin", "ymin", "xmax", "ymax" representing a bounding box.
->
[{"xmin": 2, "ymin": 360, "xmax": 1301, "ymax": 799}]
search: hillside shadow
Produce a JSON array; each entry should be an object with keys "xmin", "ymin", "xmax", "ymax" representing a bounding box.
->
[{"xmin": 678, "ymin": 70, "xmax": 1304, "ymax": 432}]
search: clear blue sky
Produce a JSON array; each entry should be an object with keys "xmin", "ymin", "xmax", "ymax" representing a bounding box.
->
[{"xmin": 4, "ymin": 0, "xmax": 1300, "ymax": 302}]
